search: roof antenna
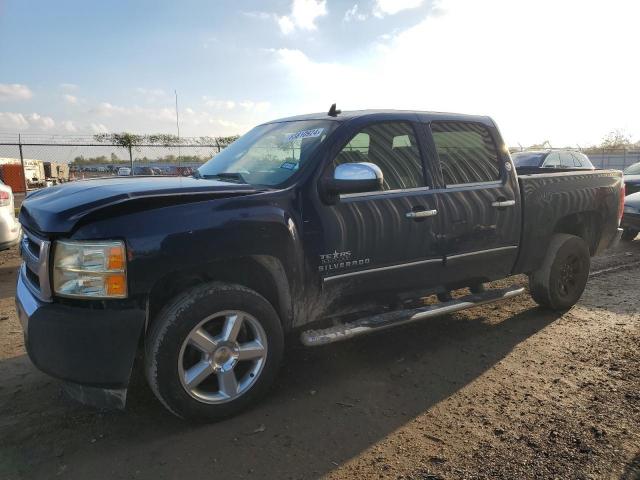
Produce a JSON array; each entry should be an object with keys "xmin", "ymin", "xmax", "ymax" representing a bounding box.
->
[{"xmin": 328, "ymin": 103, "xmax": 341, "ymax": 117}]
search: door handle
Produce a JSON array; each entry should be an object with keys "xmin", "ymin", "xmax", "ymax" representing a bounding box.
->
[
  {"xmin": 406, "ymin": 209, "xmax": 438, "ymax": 219},
  {"xmin": 491, "ymin": 200, "xmax": 516, "ymax": 208}
]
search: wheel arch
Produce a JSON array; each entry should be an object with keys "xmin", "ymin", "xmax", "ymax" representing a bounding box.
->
[
  {"xmin": 146, "ymin": 255, "xmax": 294, "ymax": 333},
  {"xmin": 552, "ymin": 210, "xmax": 603, "ymax": 255}
]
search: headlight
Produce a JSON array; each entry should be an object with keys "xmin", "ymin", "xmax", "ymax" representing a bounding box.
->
[
  {"xmin": 53, "ymin": 240, "xmax": 127, "ymax": 298},
  {"xmin": 624, "ymin": 205, "xmax": 639, "ymax": 214}
]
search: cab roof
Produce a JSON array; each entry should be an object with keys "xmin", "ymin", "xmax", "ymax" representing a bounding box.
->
[{"xmin": 267, "ymin": 109, "xmax": 495, "ymax": 127}]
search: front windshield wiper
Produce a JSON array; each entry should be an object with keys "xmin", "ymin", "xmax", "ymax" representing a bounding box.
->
[{"xmin": 199, "ymin": 172, "xmax": 248, "ymax": 184}]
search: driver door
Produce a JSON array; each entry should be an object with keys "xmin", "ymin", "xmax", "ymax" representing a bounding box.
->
[{"xmin": 309, "ymin": 121, "xmax": 443, "ymax": 314}]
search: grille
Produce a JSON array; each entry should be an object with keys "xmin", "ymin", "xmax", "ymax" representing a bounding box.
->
[{"xmin": 20, "ymin": 228, "xmax": 52, "ymax": 302}]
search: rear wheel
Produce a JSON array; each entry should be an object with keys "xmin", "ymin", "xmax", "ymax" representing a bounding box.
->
[
  {"xmin": 528, "ymin": 234, "xmax": 590, "ymax": 311},
  {"xmin": 621, "ymin": 228, "xmax": 638, "ymax": 241},
  {"xmin": 145, "ymin": 282, "xmax": 284, "ymax": 421}
]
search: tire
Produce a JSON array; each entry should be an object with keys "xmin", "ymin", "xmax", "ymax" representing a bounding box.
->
[
  {"xmin": 528, "ymin": 234, "xmax": 590, "ymax": 311},
  {"xmin": 145, "ymin": 282, "xmax": 284, "ymax": 421},
  {"xmin": 621, "ymin": 228, "xmax": 638, "ymax": 242}
]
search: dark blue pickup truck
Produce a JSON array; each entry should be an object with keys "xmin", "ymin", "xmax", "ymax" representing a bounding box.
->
[{"xmin": 16, "ymin": 108, "xmax": 624, "ymax": 421}]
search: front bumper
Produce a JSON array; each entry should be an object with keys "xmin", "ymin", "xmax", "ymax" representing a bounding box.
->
[{"xmin": 16, "ymin": 272, "xmax": 145, "ymax": 407}]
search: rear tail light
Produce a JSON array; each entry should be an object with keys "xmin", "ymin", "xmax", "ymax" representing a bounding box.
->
[
  {"xmin": 618, "ymin": 183, "xmax": 626, "ymax": 223},
  {"xmin": 0, "ymin": 191, "xmax": 10, "ymax": 207}
]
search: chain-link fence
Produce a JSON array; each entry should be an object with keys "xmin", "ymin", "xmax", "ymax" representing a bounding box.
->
[
  {"xmin": 580, "ymin": 148, "xmax": 640, "ymax": 171},
  {"xmin": 2, "ymin": 133, "xmax": 640, "ymax": 194},
  {"xmin": 0, "ymin": 133, "xmax": 227, "ymax": 193}
]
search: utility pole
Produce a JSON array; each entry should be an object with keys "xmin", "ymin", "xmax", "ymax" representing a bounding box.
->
[
  {"xmin": 175, "ymin": 90, "xmax": 181, "ymax": 164},
  {"xmin": 128, "ymin": 144, "xmax": 133, "ymax": 175},
  {"xmin": 18, "ymin": 134, "xmax": 27, "ymax": 193}
]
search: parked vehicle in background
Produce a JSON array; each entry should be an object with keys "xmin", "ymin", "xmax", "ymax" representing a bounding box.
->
[
  {"xmin": 0, "ymin": 180, "xmax": 20, "ymax": 250},
  {"xmin": 623, "ymin": 162, "xmax": 640, "ymax": 195},
  {"xmin": 512, "ymin": 149, "xmax": 595, "ymax": 174},
  {"xmin": 621, "ymin": 191, "xmax": 640, "ymax": 241},
  {"xmin": 23, "ymin": 159, "xmax": 47, "ymax": 188},
  {"xmin": 117, "ymin": 167, "xmax": 131, "ymax": 176},
  {"xmin": 133, "ymin": 166, "xmax": 155, "ymax": 176},
  {"xmin": 43, "ymin": 161, "xmax": 70, "ymax": 185},
  {"xmin": 162, "ymin": 165, "xmax": 194, "ymax": 176},
  {"xmin": 16, "ymin": 109, "xmax": 624, "ymax": 422}
]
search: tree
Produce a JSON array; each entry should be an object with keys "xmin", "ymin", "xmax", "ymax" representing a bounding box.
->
[{"xmin": 600, "ymin": 129, "xmax": 632, "ymax": 149}]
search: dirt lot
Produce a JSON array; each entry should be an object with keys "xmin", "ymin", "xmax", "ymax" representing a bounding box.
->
[{"xmin": 0, "ymin": 241, "xmax": 638, "ymax": 480}]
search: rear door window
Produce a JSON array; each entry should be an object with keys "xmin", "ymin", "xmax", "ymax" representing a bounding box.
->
[
  {"xmin": 542, "ymin": 152, "xmax": 561, "ymax": 168},
  {"xmin": 430, "ymin": 122, "xmax": 500, "ymax": 186}
]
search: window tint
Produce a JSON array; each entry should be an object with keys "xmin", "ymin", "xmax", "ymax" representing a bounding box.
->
[
  {"xmin": 431, "ymin": 122, "xmax": 500, "ymax": 185},
  {"xmin": 334, "ymin": 122, "xmax": 424, "ymax": 191}
]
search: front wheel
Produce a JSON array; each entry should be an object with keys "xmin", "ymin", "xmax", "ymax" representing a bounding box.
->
[
  {"xmin": 528, "ymin": 234, "xmax": 590, "ymax": 311},
  {"xmin": 145, "ymin": 282, "xmax": 284, "ymax": 421}
]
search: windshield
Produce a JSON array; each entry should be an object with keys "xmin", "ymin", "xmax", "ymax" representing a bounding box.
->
[
  {"xmin": 624, "ymin": 162, "xmax": 640, "ymax": 175},
  {"xmin": 197, "ymin": 120, "xmax": 337, "ymax": 186},
  {"xmin": 511, "ymin": 152, "xmax": 545, "ymax": 167}
]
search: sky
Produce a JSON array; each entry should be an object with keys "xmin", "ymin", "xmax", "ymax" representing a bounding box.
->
[{"xmin": 0, "ymin": 0, "xmax": 639, "ymax": 147}]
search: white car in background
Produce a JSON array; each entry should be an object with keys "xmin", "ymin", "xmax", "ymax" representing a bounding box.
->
[
  {"xmin": 117, "ymin": 167, "xmax": 132, "ymax": 176},
  {"xmin": 0, "ymin": 181, "xmax": 20, "ymax": 250}
]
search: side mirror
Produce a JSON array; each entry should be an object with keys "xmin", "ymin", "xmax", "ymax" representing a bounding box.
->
[{"xmin": 325, "ymin": 162, "xmax": 384, "ymax": 195}]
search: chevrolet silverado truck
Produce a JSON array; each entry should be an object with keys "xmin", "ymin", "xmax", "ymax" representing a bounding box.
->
[{"xmin": 16, "ymin": 108, "xmax": 624, "ymax": 421}]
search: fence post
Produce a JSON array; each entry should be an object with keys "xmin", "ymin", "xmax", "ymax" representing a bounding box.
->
[
  {"xmin": 128, "ymin": 145, "xmax": 133, "ymax": 175},
  {"xmin": 18, "ymin": 133, "xmax": 27, "ymax": 193}
]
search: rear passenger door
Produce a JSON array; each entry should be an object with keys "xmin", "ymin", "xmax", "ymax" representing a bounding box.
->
[{"xmin": 426, "ymin": 121, "xmax": 521, "ymax": 286}]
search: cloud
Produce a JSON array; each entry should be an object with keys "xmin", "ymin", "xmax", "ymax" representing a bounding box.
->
[
  {"xmin": 63, "ymin": 94, "xmax": 78, "ymax": 105},
  {"xmin": 273, "ymin": 0, "xmax": 640, "ymax": 146},
  {"xmin": 203, "ymin": 98, "xmax": 237, "ymax": 110},
  {"xmin": 373, "ymin": 0, "xmax": 424, "ymax": 17},
  {"xmin": 27, "ymin": 113, "xmax": 55, "ymax": 130},
  {"xmin": 92, "ymin": 102, "xmax": 131, "ymax": 116},
  {"xmin": 0, "ymin": 111, "xmax": 54, "ymax": 130},
  {"xmin": 0, "ymin": 83, "xmax": 33, "ymax": 101},
  {"xmin": 242, "ymin": 11, "xmax": 273, "ymax": 20},
  {"xmin": 344, "ymin": 4, "xmax": 367, "ymax": 22},
  {"xmin": 60, "ymin": 83, "xmax": 78, "ymax": 91},
  {"xmin": 239, "ymin": 101, "xmax": 270, "ymax": 113},
  {"xmin": 136, "ymin": 87, "xmax": 167, "ymax": 102},
  {"xmin": 61, "ymin": 120, "xmax": 77, "ymax": 132},
  {"xmin": 278, "ymin": 0, "xmax": 327, "ymax": 34},
  {"xmin": 90, "ymin": 123, "xmax": 109, "ymax": 134},
  {"xmin": 0, "ymin": 112, "xmax": 29, "ymax": 129}
]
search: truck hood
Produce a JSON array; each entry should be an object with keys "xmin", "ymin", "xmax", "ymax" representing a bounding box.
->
[
  {"xmin": 624, "ymin": 174, "xmax": 640, "ymax": 184},
  {"xmin": 625, "ymin": 191, "xmax": 640, "ymax": 208},
  {"xmin": 19, "ymin": 176, "xmax": 263, "ymax": 234}
]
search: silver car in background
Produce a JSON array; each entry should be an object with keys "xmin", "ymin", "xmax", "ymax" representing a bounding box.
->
[{"xmin": 0, "ymin": 181, "xmax": 20, "ymax": 250}]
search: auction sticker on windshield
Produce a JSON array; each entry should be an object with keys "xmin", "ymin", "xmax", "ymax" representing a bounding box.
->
[{"xmin": 285, "ymin": 128, "xmax": 324, "ymax": 142}]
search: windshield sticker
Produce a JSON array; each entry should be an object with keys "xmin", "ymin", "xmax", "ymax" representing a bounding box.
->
[
  {"xmin": 280, "ymin": 162, "xmax": 297, "ymax": 170},
  {"xmin": 285, "ymin": 128, "xmax": 324, "ymax": 142}
]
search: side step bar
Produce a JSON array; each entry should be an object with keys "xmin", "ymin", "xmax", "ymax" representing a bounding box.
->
[{"xmin": 301, "ymin": 285, "xmax": 525, "ymax": 347}]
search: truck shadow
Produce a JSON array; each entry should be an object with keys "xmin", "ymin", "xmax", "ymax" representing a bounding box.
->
[
  {"xmin": 620, "ymin": 453, "xmax": 640, "ymax": 480},
  {"xmin": 0, "ymin": 301, "xmax": 562, "ymax": 479}
]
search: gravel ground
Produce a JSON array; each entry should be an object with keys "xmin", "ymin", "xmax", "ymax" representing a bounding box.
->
[{"xmin": 0, "ymin": 240, "xmax": 638, "ymax": 480}]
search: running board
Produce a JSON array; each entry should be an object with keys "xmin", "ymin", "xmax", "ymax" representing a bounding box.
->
[{"xmin": 300, "ymin": 285, "xmax": 525, "ymax": 347}]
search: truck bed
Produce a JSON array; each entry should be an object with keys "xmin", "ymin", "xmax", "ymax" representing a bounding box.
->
[{"xmin": 514, "ymin": 169, "xmax": 623, "ymax": 274}]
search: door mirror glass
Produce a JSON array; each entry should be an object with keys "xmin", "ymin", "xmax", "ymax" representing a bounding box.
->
[{"xmin": 327, "ymin": 162, "xmax": 384, "ymax": 194}]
